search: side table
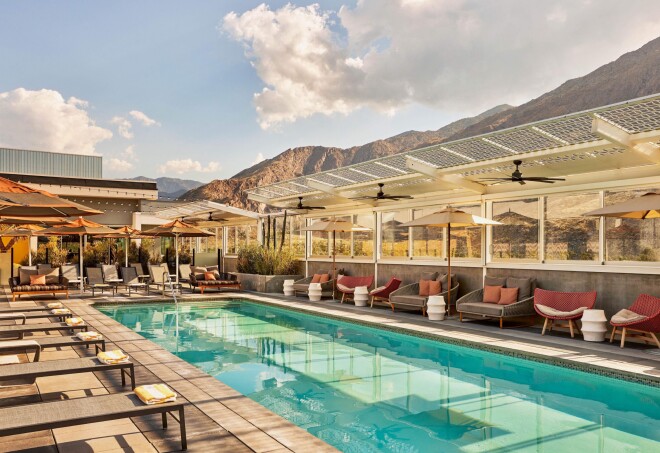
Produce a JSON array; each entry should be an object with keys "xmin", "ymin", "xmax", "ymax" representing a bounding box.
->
[{"xmin": 581, "ymin": 309, "xmax": 608, "ymax": 342}]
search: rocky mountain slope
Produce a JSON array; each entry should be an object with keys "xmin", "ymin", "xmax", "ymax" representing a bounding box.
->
[
  {"xmin": 127, "ymin": 176, "xmax": 204, "ymax": 200},
  {"xmin": 182, "ymin": 36, "xmax": 660, "ymax": 211}
]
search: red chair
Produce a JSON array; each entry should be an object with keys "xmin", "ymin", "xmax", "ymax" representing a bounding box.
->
[
  {"xmin": 610, "ymin": 294, "xmax": 660, "ymax": 348},
  {"xmin": 337, "ymin": 275, "xmax": 374, "ymax": 303},
  {"xmin": 369, "ymin": 277, "xmax": 402, "ymax": 310},
  {"xmin": 534, "ymin": 288, "xmax": 597, "ymax": 338}
]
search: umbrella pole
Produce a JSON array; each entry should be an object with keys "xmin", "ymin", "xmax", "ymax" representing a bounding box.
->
[
  {"xmin": 125, "ymin": 236, "xmax": 129, "ymax": 268},
  {"xmin": 447, "ymin": 224, "xmax": 451, "ymax": 316},
  {"xmin": 79, "ymin": 235, "xmax": 84, "ymax": 293},
  {"xmin": 175, "ymin": 234, "xmax": 179, "ymax": 284},
  {"xmin": 28, "ymin": 233, "xmax": 32, "ymax": 266},
  {"xmin": 332, "ymin": 230, "xmax": 336, "ymax": 301}
]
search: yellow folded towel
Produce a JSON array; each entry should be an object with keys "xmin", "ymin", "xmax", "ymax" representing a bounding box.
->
[
  {"xmin": 135, "ymin": 384, "xmax": 177, "ymax": 405},
  {"xmin": 97, "ymin": 349, "xmax": 129, "ymax": 365},
  {"xmin": 65, "ymin": 317, "xmax": 84, "ymax": 326},
  {"xmin": 47, "ymin": 302, "xmax": 63, "ymax": 309},
  {"xmin": 51, "ymin": 308, "xmax": 71, "ymax": 315},
  {"xmin": 76, "ymin": 331, "xmax": 102, "ymax": 341}
]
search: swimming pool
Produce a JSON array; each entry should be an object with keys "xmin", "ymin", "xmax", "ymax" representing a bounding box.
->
[{"xmin": 99, "ymin": 300, "xmax": 660, "ymax": 452}]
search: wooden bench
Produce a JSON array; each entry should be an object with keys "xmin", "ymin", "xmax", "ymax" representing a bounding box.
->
[{"xmin": 0, "ymin": 393, "xmax": 186, "ymax": 450}]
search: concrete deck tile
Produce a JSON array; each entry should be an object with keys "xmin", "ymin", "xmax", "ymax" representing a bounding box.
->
[{"xmin": 0, "ymin": 430, "xmax": 57, "ymax": 453}]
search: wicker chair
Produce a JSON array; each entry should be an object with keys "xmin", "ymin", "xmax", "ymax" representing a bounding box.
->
[
  {"xmin": 292, "ymin": 271, "xmax": 335, "ymax": 297},
  {"xmin": 610, "ymin": 294, "xmax": 660, "ymax": 348},
  {"xmin": 389, "ymin": 273, "xmax": 458, "ymax": 316},
  {"xmin": 534, "ymin": 288, "xmax": 597, "ymax": 338},
  {"xmin": 337, "ymin": 275, "xmax": 374, "ymax": 303},
  {"xmin": 370, "ymin": 277, "xmax": 402, "ymax": 309}
]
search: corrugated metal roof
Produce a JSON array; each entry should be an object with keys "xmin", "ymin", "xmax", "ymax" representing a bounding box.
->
[{"xmin": 0, "ymin": 148, "xmax": 102, "ymax": 178}]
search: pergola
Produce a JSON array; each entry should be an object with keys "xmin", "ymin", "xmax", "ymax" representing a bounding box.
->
[
  {"xmin": 154, "ymin": 200, "xmax": 259, "ymax": 226},
  {"xmin": 246, "ymin": 94, "xmax": 660, "ymax": 208}
]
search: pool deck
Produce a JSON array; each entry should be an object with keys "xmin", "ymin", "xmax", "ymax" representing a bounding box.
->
[{"xmin": 1, "ymin": 288, "xmax": 659, "ymax": 452}]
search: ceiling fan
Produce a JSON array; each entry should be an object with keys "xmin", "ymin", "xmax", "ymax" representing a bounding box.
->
[
  {"xmin": 290, "ymin": 196, "xmax": 325, "ymax": 210},
  {"xmin": 480, "ymin": 160, "xmax": 566, "ymax": 185},
  {"xmin": 350, "ymin": 183, "xmax": 413, "ymax": 201},
  {"xmin": 207, "ymin": 212, "xmax": 227, "ymax": 222}
]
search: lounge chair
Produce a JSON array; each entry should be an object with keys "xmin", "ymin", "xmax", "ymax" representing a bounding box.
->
[
  {"xmin": 120, "ymin": 266, "xmax": 149, "ymax": 296},
  {"xmin": 149, "ymin": 264, "xmax": 180, "ymax": 295},
  {"xmin": 609, "ymin": 293, "xmax": 660, "ymax": 348},
  {"xmin": 102, "ymin": 264, "xmax": 122, "ymax": 291},
  {"xmin": 130, "ymin": 262, "xmax": 150, "ymax": 282},
  {"xmin": 369, "ymin": 277, "xmax": 402, "ymax": 309},
  {"xmin": 337, "ymin": 275, "xmax": 374, "ymax": 303},
  {"xmin": 85, "ymin": 267, "xmax": 114, "ymax": 297},
  {"xmin": 0, "ymin": 311, "xmax": 72, "ymax": 324},
  {"xmin": 0, "ymin": 336, "xmax": 106, "ymax": 355},
  {"xmin": 0, "ymin": 306, "xmax": 55, "ymax": 314},
  {"xmin": 457, "ymin": 276, "xmax": 537, "ymax": 328},
  {"xmin": 0, "ymin": 321, "xmax": 87, "ymax": 340},
  {"xmin": 179, "ymin": 264, "xmax": 192, "ymax": 287},
  {"xmin": 0, "ymin": 356, "xmax": 135, "ymax": 388},
  {"xmin": 292, "ymin": 271, "xmax": 334, "ymax": 297},
  {"xmin": 61, "ymin": 264, "xmax": 84, "ymax": 289},
  {"xmin": 0, "ymin": 393, "xmax": 187, "ymax": 450},
  {"xmin": 534, "ymin": 288, "xmax": 597, "ymax": 338},
  {"xmin": 389, "ymin": 272, "xmax": 459, "ymax": 316}
]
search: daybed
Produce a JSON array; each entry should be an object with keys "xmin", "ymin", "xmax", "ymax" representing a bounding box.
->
[
  {"xmin": 189, "ymin": 267, "xmax": 241, "ymax": 294},
  {"xmin": 389, "ymin": 272, "xmax": 459, "ymax": 316},
  {"xmin": 8, "ymin": 266, "xmax": 69, "ymax": 302},
  {"xmin": 457, "ymin": 276, "xmax": 537, "ymax": 328}
]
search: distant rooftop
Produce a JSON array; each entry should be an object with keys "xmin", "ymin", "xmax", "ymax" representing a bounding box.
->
[{"xmin": 0, "ymin": 147, "xmax": 102, "ymax": 179}]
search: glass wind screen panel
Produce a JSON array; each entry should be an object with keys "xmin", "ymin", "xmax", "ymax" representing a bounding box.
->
[
  {"xmin": 226, "ymin": 226, "xmax": 237, "ymax": 255},
  {"xmin": 335, "ymin": 215, "xmax": 352, "ymax": 257},
  {"xmin": 381, "ymin": 210, "xmax": 410, "ymax": 257},
  {"xmin": 545, "ymin": 193, "xmax": 600, "ymax": 261},
  {"xmin": 451, "ymin": 205, "xmax": 482, "ymax": 259},
  {"xmin": 412, "ymin": 208, "xmax": 443, "ymax": 258},
  {"xmin": 492, "ymin": 198, "xmax": 539, "ymax": 261},
  {"xmin": 353, "ymin": 213, "xmax": 374, "ymax": 258},
  {"xmin": 291, "ymin": 216, "xmax": 306, "ymax": 257},
  {"xmin": 605, "ymin": 189, "xmax": 660, "ymax": 262},
  {"xmin": 310, "ymin": 219, "xmax": 329, "ymax": 256},
  {"xmin": 236, "ymin": 225, "xmax": 248, "ymax": 251}
]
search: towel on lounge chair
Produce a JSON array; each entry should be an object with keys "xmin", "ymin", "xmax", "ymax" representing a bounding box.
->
[
  {"xmin": 65, "ymin": 317, "xmax": 84, "ymax": 326},
  {"xmin": 76, "ymin": 331, "xmax": 102, "ymax": 341},
  {"xmin": 135, "ymin": 384, "xmax": 177, "ymax": 405},
  {"xmin": 51, "ymin": 308, "xmax": 71, "ymax": 315},
  {"xmin": 47, "ymin": 302, "xmax": 63, "ymax": 309},
  {"xmin": 97, "ymin": 349, "xmax": 130, "ymax": 365}
]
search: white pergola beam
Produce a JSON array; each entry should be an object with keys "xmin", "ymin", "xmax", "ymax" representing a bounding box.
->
[
  {"xmin": 405, "ymin": 156, "xmax": 486, "ymax": 194},
  {"xmin": 307, "ymin": 179, "xmax": 376, "ymax": 206},
  {"xmin": 592, "ymin": 116, "xmax": 660, "ymax": 164}
]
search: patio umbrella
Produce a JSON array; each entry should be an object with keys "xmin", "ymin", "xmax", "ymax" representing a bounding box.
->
[
  {"xmin": 302, "ymin": 218, "xmax": 371, "ymax": 300},
  {"xmin": 97, "ymin": 226, "xmax": 146, "ymax": 268},
  {"xmin": 0, "ymin": 216, "xmax": 69, "ymax": 225},
  {"xmin": 583, "ymin": 192, "xmax": 660, "ymax": 219},
  {"xmin": 0, "ymin": 176, "xmax": 101, "ymax": 217},
  {"xmin": 142, "ymin": 219, "xmax": 212, "ymax": 284},
  {"xmin": 401, "ymin": 207, "xmax": 501, "ymax": 311},
  {"xmin": 1, "ymin": 224, "xmax": 44, "ymax": 265},
  {"xmin": 39, "ymin": 217, "xmax": 117, "ymax": 292}
]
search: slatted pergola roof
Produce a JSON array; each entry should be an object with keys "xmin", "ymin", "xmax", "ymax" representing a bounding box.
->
[{"xmin": 246, "ymin": 94, "xmax": 660, "ymax": 208}]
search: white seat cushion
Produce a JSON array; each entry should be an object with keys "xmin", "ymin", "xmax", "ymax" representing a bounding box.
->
[
  {"xmin": 337, "ymin": 283, "xmax": 353, "ymax": 292},
  {"xmin": 611, "ymin": 309, "xmax": 648, "ymax": 325},
  {"xmin": 536, "ymin": 304, "xmax": 587, "ymax": 318},
  {"xmin": 369, "ymin": 285, "xmax": 386, "ymax": 295}
]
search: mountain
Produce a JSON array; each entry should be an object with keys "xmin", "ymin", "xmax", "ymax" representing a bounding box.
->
[
  {"xmin": 127, "ymin": 176, "xmax": 204, "ymax": 200},
  {"xmin": 182, "ymin": 36, "xmax": 660, "ymax": 211}
]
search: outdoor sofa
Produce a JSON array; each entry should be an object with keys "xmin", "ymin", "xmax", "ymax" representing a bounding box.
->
[
  {"xmin": 292, "ymin": 271, "xmax": 335, "ymax": 297},
  {"xmin": 189, "ymin": 267, "xmax": 241, "ymax": 293},
  {"xmin": 457, "ymin": 276, "xmax": 537, "ymax": 328},
  {"xmin": 389, "ymin": 272, "xmax": 459, "ymax": 316},
  {"xmin": 8, "ymin": 266, "xmax": 69, "ymax": 302}
]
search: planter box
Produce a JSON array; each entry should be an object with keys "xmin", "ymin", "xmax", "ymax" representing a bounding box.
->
[{"xmin": 234, "ymin": 273, "xmax": 304, "ymax": 293}]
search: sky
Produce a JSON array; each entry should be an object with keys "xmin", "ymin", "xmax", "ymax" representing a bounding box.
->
[{"xmin": 0, "ymin": 1, "xmax": 659, "ymax": 182}]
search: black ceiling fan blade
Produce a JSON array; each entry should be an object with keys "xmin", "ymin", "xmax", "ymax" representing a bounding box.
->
[
  {"xmin": 480, "ymin": 177, "xmax": 514, "ymax": 181},
  {"xmin": 522, "ymin": 177, "xmax": 566, "ymax": 181},
  {"xmin": 350, "ymin": 195, "xmax": 378, "ymax": 200},
  {"xmin": 379, "ymin": 195, "xmax": 414, "ymax": 200}
]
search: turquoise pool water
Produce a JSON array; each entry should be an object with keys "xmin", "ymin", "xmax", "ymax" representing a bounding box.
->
[{"xmin": 99, "ymin": 301, "xmax": 660, "ymax": 452}]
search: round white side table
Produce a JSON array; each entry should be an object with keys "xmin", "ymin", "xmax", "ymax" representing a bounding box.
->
[
  {"xmin": 308, "ymin": 283, "xmax": 322, "ymax": 302},
  {"xmin": 283, "ymin": 279, "xmax": 295, "ymax": 296},
  {"xmin": 427, "ymin": 296, "xmax": 446, "ymax": 321},
  {"xmin": 354, "ymin": 286, "xmax": 369, "ymax": 307},
  {"xmin": 581, "ymin": 309, "xmax": 608, "ymax": 342}
]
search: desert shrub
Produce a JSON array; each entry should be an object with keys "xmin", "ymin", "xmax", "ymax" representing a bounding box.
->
[
  {"xmin": 31, "ymin": 237, "xmax": 68, "ymax": 267},
  {"xmin": 237, "ymin": 244, "xmax": 300, "ymax": 275}
]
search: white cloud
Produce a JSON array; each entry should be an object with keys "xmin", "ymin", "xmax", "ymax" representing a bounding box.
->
[
  {"xmin": 111, "ymin": 116, "xmax": 133, "ymax": 139},
  {"xmin": 250, "ymin": 152, "xmax": 265, "ymax": 166},
  {"xmin": 159, "ymin": 159, "xmax": 220, "ymax": 175},
  {"xmin": 105, "ymin": 157, "xmax": 134, "ymax": 172},
  {"xmin": 0, "ymin": 88, "xmax": 112, "ymax": 154},
  {"xmin": 224, "ymin": 1, "xmax": 660, "ymax": 128},
  {"xmin": 129, "ymin": 110, "xmax": 160, "ymax": 127}
]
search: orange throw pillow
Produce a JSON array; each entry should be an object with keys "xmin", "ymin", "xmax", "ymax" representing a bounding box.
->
[
  {"xmin": 428, "ymin": 280, "xmax": 442, "ymax": 296},
  {"xmin": 419, "ymin": 279, "xmax": 431, "ymax": 296},
  {"xmin": 498, "ymin": 287, "xmax": 519, "ymax": 305},
  {"xmin": 311, "ymin": 274, "xmax": 322, "ymax": 283},
  {"xmin": 30, "ymin": 274, "xmax": 46, "ymax": 285},
  {"xmin": 204, "ymin": 272, "xmax": 216, "ymax": 281},
  {"xmin": 483, "ymin": 285, "xmax": 503, "ymax": 303},
  {"xmin": 319, "ymin": 274, "xmax": 330, "ymax": 283}
]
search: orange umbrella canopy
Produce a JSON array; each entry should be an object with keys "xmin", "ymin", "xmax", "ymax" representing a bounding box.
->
[
  {"xmin": 0, "ymin": 177, "xmax": 101, "ymax": 217},
  {"xmin": 96, "ymin": 225, "xmax": 146, "ymax": 238},
  {"xmin": 0, "ymin": 216, "xmax": 68, "ymax": 225},
  {"xmin": 38, "ymin": 217, "xmax": 117, "ymax": 236},
  {"xmin": 142, "ymin": 219, "xmax": 213, "ymax": 237}
]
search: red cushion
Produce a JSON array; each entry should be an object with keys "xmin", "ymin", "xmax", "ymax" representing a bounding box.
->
[
  {"xmin": 428, "ymin": 281, "xmax": 441, "ymax": 296},
  {"xmin": 311, "ymin": 274, "xmax": 322, "ymax": 283},
  {"xmin": 483, "ymin": 285, "xmax": 503, "ymax": 303},
  {"xmin": 419, "ymin": 280, "xmax": 431, "ymax": 296},
  {"xmin": 204, "ymin": 272, "xmax": 216, "ymax": 281},
  {"xmin": 319, "ymin": 274, "xmax": 330, "ymax": 283},
  {"xmin": 498, "ymin": 287, "xmax": 519, "ymax": 305}
]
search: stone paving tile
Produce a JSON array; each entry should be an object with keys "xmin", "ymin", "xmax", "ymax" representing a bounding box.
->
[{"xmin": 0, "ymin": 430, "xmax": 57, "ymax": 453}]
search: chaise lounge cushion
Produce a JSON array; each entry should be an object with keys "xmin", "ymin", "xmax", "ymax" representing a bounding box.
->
[
  {"xmin": 197, "ymin": 280, "xmax": 238, "ymax": 286},
  {"xmin": 506, "ymin": 277, "xmax": 534, "ymax": 300},
  {"xmin": 459, "ymin": 302, "xmax": 504, "ymax": 317},
  {"xmin": 611, "ymin": 309, "xmax": 648, "ymax": 325},
  {"xmin": 535, "ymin": 304, "xmax": 587, "ymax": 318},
  {"xmin": 391, "ymin": 295, "xmax": 426, "ymax": 308},
  {"xmin": 13, "ymin": 284, "xmax": 68, "ymax": 292}
]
